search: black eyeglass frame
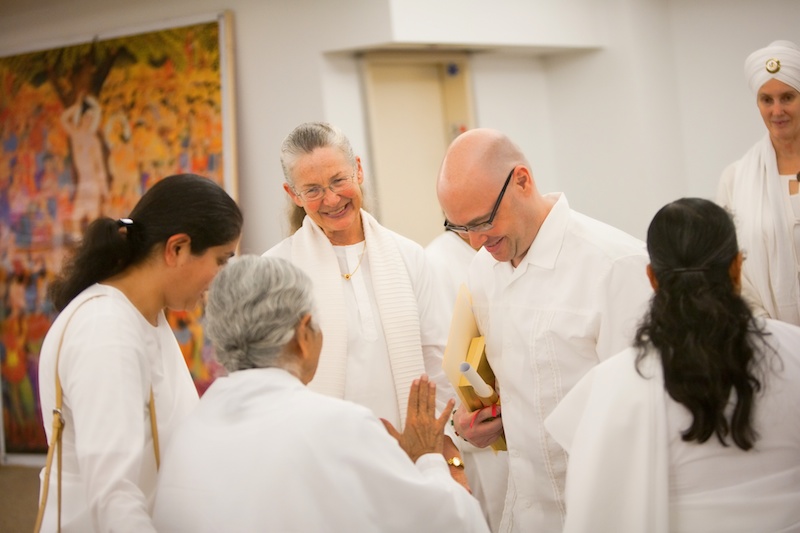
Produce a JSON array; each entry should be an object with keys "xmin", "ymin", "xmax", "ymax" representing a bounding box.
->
[{"xmin": 443, "ymin": 167, "xmax": 515, "ymax": 235}]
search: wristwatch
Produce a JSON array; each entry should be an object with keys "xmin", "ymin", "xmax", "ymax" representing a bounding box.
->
[{"xmin": 446, "ymin": 456, "xmax": 465, "ymax": 469}]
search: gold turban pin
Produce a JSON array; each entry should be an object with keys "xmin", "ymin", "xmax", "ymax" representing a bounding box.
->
[{"xmin": 766, "ymin": 58, "xmax": 781, "ymax": 74}]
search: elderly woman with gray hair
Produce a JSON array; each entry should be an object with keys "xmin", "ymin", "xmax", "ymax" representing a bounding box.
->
[
  {"xmin": 262, "ymin": 121, "xmax": 466, "ymax": 485},
  {"xmin": 717, "ymin": 40, "xmax": 800, "ymax": 325},
  {"xmin": 151, "ymin": 255, "xmax": 488, "ymax": 533}
]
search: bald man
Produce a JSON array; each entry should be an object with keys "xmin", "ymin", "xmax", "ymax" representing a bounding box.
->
[{"xmin": 437, "ymin": 129, "xmax": 652, "ymax": 532}]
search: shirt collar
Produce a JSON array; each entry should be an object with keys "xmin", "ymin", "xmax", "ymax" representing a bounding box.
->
[{"xmin": 497, "ymin": 192, "xmax": 568, "ymax": 277}]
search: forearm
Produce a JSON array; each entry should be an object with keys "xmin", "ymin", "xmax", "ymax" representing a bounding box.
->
[{"xmin": 413, "ymin": 454, "xmax": 488, "ymax": 532}]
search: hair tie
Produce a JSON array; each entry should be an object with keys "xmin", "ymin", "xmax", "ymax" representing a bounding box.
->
[
  {"xmin": 671, "ymin": 266, "xmax": 709, "ymax": 274},
  {"xmin": 117, "ymin": 218, "xmax": 134, "ymax": 228}
]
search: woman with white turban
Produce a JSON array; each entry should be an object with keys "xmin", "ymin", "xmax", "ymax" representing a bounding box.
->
[{"xmin": 717, "ymin": 40, "xmax": 800, "ymax": 325}]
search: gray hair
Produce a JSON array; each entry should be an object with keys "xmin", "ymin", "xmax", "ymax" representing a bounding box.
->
[
  {"xmin": 205, "ymin": 255, "xmax": 317, "ymax": 374},
  {"xmin": 279, "ymin": 121, "xmax": 356, "ymax": 186}
]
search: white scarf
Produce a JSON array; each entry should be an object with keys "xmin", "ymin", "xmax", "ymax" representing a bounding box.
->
[
  {"xmin": 291, "ymin": 210, "xmax": 425, "ymax": 426},
  {"xmin": 545, "ymin": 350, "xmax": 669, "ymax": 533},
  {"xmin": 732, "ymin": 134, "xmax": 800, "ymax": 324}
]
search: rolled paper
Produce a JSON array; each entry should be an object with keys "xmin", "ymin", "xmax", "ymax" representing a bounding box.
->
[{"xmin": 460, "ymin": 361, "xmax": 495, "ymax": 399}]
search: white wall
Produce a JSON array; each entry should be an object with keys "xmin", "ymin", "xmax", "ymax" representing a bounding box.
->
[
  {"xmin": 668, "ymin": 0, "xmax": 800, "ymax": 198},
  {"xmin": 2, "ymin": 0, "xmax": 799, "ymax": 250},
  {"xmin": 540, "ymin": 0, "xmax": 687, "ymax": 238},
  {"xmin": 386, "ymin": 0, "xmax": 602, "ymax": 49},
  {"xmin": 470, "ymin": 53, "xmax": 558, "ymax": 195}
]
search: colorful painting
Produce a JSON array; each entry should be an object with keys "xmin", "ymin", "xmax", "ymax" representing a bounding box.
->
[{"xmin": 0, "ymin": 12, "xmax": 236, "ymax": 457}]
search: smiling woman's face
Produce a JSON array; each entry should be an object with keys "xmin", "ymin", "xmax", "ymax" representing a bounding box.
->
[
  {"xmin": 757, "ymin": 78, "xmax": 800, "ymax": 144},
  {"xmin": 285, "ymin": 146, "xmax": 364, "ymax": 245}
]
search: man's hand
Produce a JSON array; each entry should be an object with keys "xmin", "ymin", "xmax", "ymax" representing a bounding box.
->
[
  {"xmin": 382, "ymin": 375, "xmax": 455, "ymax": 463},
  {"xmin": 452, "ymin": 403, "xmax": 503, "ymax": 448}
]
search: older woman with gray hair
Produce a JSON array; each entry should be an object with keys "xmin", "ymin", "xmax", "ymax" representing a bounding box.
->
[
  {"xmin": 717, "ymin": 40, "xmax": 800, "ymax": 325},
  {"xmin": 152, "ymin": 255, "xmax": 488, "ymax": 533},
  {"xmin": 262, "ymin": 122, "xmax": 466, "ymax": 485}
]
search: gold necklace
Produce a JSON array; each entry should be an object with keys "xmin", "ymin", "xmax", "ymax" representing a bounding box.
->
[{"xmin": 342, "ymin": 241, "xmax": 367, "ymax": 280}]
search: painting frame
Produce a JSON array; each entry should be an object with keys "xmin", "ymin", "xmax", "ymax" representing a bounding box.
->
[{"xmin": 0, "ymin": 10, "xmax": 238, "ymax": 465}]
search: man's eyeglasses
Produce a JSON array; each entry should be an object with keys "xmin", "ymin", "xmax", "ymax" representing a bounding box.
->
[
  {"xmin": 292, "ymin": 174, "xmax": 356, "ymax": 202},
  {"xmin": 444, "ymin": 167, "xmax": 515, "ymax": 235}
]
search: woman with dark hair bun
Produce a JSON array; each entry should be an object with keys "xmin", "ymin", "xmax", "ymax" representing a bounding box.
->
[
  {"xmin": 36, "ymin": 174, "xmax": 243, "ymax": 533},
  {"xmin": 546, "ymin": 198, "xmax": 800, "ymax": 533}
]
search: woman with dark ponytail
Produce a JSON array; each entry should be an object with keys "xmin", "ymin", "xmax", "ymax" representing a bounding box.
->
[
  {"xmin": 37, "ymin": 174, "xmax": 242, "ymax": 533},
  {"xmin": 636, "ymin": 197, "xmax": 765, "ymax": 451},
  {"xmin": 546, "ymin": 198, "xmax": 800, "ymax": 533}
]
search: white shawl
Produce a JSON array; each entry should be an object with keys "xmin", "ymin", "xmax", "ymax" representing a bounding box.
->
[
  {"xmin": 291, "ymin": 210, "xmax": 425, "ymax": 426},
  {"xmin": 545, "ymin": 349, "xmax": 669, "ymax": 533},
  {"xmin": 721, "ymin": 134, "xmax": 800, "ymax": 324}
]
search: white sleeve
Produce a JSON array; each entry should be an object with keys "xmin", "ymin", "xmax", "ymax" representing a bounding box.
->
[
  {"xmin": 60, "ymin": 303, "xmax": 158, "ymax": 533},
  {"xmin": 545, "ymin": 351, "xmax": 670, "ymax": 533},
  {"xmin": 407, "ymin": 246, "xmax": 458, "ymax": 412},
  {"xmin": 335, "ymin": 409, "xmax": 490, "ymax": 532},
  {"xmin": 716, "ymin": 161, "xmax": 738, "ymax": 208},
  {"xmin": 714, "ymin": 161, "xmax": 770, "ymax": 318},
  {"xmin": 597, "ymin": 252, "xmax": 653, "ymax": 361}
]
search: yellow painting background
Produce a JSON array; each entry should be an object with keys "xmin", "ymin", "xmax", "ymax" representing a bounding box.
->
[{"xmin": 0, "ymin": 19, "xmax": 231, "ymax": 454}]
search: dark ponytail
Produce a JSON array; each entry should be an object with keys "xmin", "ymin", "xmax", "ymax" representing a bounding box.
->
[
  {"xmin": 49, "ymin": 174, "xmax": 243, "ymax": 310},
  {"xmin": 635, "ymin": 198, "xmax": 768, "ymax": 450}
]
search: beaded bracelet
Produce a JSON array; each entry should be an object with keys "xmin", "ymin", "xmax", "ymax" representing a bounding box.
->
[{"xmin": 450, "ymin": 407, "xmax": 469, "ymax": 440}]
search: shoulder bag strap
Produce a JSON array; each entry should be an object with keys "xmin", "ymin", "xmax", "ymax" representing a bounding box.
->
[
  {"xmin": 33, "ymin": 303, "xmax": 74, "ymax": 533},
  {"xmin": 32, "ymin": 295, "xmax": 161, "ymax": 532}
]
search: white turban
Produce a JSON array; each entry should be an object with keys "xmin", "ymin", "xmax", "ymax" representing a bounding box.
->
[{"xmin": 744, "ymin": 40, "xmax": 800, "ymax": 94}]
